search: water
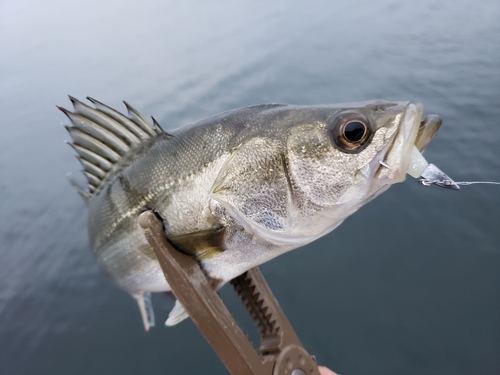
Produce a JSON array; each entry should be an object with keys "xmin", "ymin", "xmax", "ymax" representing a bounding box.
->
[{"xmin": 1, "ymin": 0, "xmax": 499, "ymax": 374}]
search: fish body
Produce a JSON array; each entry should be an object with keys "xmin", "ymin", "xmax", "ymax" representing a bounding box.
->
[{"xmin": 62, "ymin": 97, "xmax": 439, "ymax": 329}]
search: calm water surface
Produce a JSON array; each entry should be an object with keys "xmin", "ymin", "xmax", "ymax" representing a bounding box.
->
[{"xmin": 1, "ymin": 0, "xmax": 499, "ymax": 374}]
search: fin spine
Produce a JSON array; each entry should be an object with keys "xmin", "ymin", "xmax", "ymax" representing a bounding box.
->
[
  {"xmin": 124, "ymin": 101, "xmax": 156, "ymax": 136},
  {"xmin": 61, "ymin": 97, "xmax": 168, "ymax": 198},
  {"xmin": 68, "ymin": 142, "xmax": 113, "ymax": 171},
  {"xmin": 152, "ymin": 116, "xmax": 174, "ymax": 138},
  {"xmin": 60, "ymin": 107, "xmax": 129, "ymax": 155},
  {"xmin": 87, "ymin": 96, "xmax": 150, "ymax": 140},
  {"xmin": 69, "ymin": 96, "xmax": 142, "ymax": 147},
  {"xmin": 66, "ymin": 126, "xmax": 121, "ymax": 162},
  {"xmin": 83, "ymin": 170, "xmax": 101, "ymax": 187},
  {"xmin": 77, "ymin": 157, "xmax": 106, "ymax": 178}
]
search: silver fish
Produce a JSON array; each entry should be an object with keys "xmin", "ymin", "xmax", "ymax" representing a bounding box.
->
[{"xmin": 61, "ymin": 97, "xmax": 445, "ymax": 330}]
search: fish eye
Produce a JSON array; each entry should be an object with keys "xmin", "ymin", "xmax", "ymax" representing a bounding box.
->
[
  {"xmin": 343, "ymin": 121, "xmax": 366, "ymax": 143},
  {"xmin": 328, "ymin": 111, "xmax": 373, "ymax": 153}
]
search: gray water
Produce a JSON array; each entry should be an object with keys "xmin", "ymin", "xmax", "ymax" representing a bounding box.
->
[{"xmin": 1, "ymin": 0, "xmax": 499, "ymax": 374}]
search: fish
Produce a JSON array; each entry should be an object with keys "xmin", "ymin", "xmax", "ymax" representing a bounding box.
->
[{"xmin": 60, "ymin": 96, "xmax": 450, "ymax": 330}]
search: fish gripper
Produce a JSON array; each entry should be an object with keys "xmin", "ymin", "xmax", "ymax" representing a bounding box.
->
[{"xmin": 138, "ymin": 209, "xmax": 319, "ymax": 375}]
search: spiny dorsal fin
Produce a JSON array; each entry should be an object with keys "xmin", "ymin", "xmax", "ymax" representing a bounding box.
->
[
  {"xmin": 67, "ymin": 172, "xmax": 91, "ymax": 202},
  {"xmin": 123, "ymin": 100, "xmax": 157, "ymax": 136},
  {"xmin": 60, "ymin": 96, "xmax": 172, "ymax": 197},
  {"xmin": 152, "ymin": 116, "xmax": 172, "ymax": 137}
]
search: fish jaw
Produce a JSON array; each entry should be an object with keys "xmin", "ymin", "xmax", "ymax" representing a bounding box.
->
[
  {"xmin": 366, "ymin": 103, "xmax": 425, "ymax": 186},
  {"xmin": 415, "ymin": 114, "xmax": 442, "ymax": 152}
]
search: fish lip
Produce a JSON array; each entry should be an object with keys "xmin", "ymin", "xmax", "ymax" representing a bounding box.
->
[
  {"xmin": 415, "ymin": 114, "xmax": 442, "ymax": 152},
  {"xmin": 400, "ymin": 103, "xmax": 425, "ymax": 149},
  {"xmin": 359, "ymin": 105, "xmax": 441, "ymax": 187},
  {"xmin": 372, "ymin": 111, "xmax": 444, "ymax": 185},
  {"xmin": 365, "ymin": 103, "xmax": 425, "ymax": 183}
]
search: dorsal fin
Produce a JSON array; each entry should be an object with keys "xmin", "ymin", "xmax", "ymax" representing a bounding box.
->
[
  {"xmin": 60, "ymin": 96, "xmax": 172, "ymax": 197},
  {"xmin": 123, "ymin": 100, "xmax": 158, "ymax": 136}
]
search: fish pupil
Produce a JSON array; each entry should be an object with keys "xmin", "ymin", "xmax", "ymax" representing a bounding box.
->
[{"xmin": 344, "ymin": 121, "xmax": 366, "ymax": 142}]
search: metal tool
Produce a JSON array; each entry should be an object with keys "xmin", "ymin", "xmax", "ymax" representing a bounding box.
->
[{"xmin": 138, "ymin": 210, "xmax": 320, "ymax": 375}]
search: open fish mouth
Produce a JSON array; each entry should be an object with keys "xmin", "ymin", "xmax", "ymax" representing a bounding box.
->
[
  {"xmin": 373, "ymin": 104, "xmax": 459, "ymax": 190},
  {"xmin": 369, "ymin": 103, "xmax": 424, "ymax": 183},
  {"xmin": 401, "ymin": 107, "xmax": 459, "ymax": 190}
]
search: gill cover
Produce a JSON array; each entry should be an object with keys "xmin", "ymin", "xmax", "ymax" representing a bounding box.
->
[{"xmin": 211, "ymin": 136, "xmax": 294, "ymax": 243}]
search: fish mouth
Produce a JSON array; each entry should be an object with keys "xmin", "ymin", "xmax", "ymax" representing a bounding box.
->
[
  {"xmin": 371, "ymin": 103, "xmax": 424, "ymax": 183},
  {"xmin": 370, "ymin": 105, "xmax": 459, "ymax": 190},
  {"xmin": 363, "ymin": 104, "xmax": 445, "ymax": 186}
]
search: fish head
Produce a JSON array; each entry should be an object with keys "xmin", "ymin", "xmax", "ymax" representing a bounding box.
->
[
  {"xmin": 211, "ymin": 101, "xmax": 441, "ymax": 246},
  {"xmin": 287, "ymin": 101, "xmax": 431, "ymax": 205}
]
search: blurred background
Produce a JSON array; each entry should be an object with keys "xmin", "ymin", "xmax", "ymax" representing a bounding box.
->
[{"xmin": 1, "ymin": 0, "xmax": 499, "ymax": 374}]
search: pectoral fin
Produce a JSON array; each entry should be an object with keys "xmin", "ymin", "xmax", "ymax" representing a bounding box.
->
[
  {"xmin": 165, "ymin": 300, "xmax": 189, "ymax": 326},
  {"xmin": 132, "ymin": 292, "xmax": 155, "ymax": 331},
  {"xmin": 167, "ymin": 227, "xmax": 226, "ymax": 260}
]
